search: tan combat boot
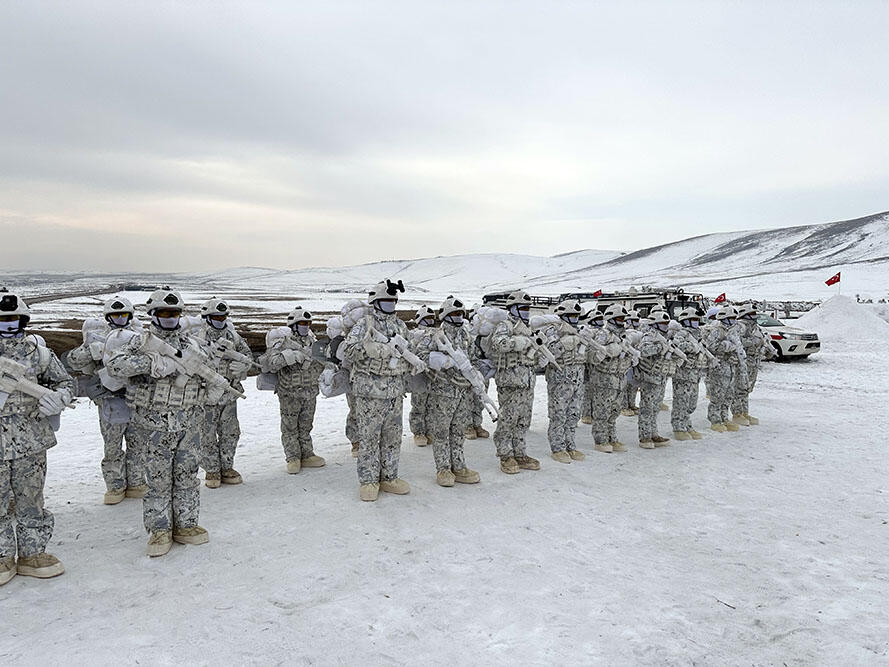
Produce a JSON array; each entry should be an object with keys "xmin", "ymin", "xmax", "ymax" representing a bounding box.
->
[
  {"xmin": 673, "ymin": 431, "xmax": 692, "ymax": 441},
  {"xmin": 500, "ymin": 457, "xmax": 520, "ymax": 474},
  {"xmin": 16, "ymin": 553, "xmax": 65, "ymax": 579},
  {"xmin": 732, "ymin": 414, "xmax": 750, "ymax": 426},
  {"xmin": 221, "ymin": 469, "xmax": 242, "ymax": 485},
  {"xmin": 515, "ymin": 456, "xmax": 540, "ymax": 470},
  {"xmin": 688, "ymin": 430, "xmax": 704, "ymax": 440},
  {"xmin": 724, "ymin": 421, "xmax": 740, "ymax": 432},
  {"xmin": 710, "ymin": 423, "xmax": 727, "ymax": 433},
  {"xmin": 436, "ymin": 470, "xmax": 456, "ymax": 487},
  {"xmin": 551, "ymin": 451, "xmax": 571, "ymax": 464},
  {"xmin": 746, "ymin": 414, "xmax": 760, "ymax": 425},
  {"xmin": 414, "ymin": 434, "xmax": 429, "ymax": 447},
  {"xmin": 359, "ymin": 483, "xmax": 379, "ymax": 501},
  {"xmin": 594, "ymin": 442, "xmax": 613, "ymax": 453},
  {"xmin": 580, "ymin": 416, "xmax": 593, "ymax": 425},
  {"xmin": 286, "ymin": 459, "xmax": 302, "ymax": 474},
  {"xmin": 173, "ymin": 526, "xmax": 209, "ymax": 545},
  {"xmin": 620, "ymin": 408, "xmax": 636, "ymax": 417},
  {"xmin": 380, "ymin": 478, "xmax": 410, "ymax": 495},
  {"xmin": 147, "ymin": 531, "xmax": 173, "ymax": 557},
  {"xmin": 1, "ymin": 556, "xmax": 17, "ymax": 586},
  {"xmin": 652, "ymin": 435, "xmax": 670, "ymax": 447},
  {"xmin": 351, "ymin": 442, "xmax": 360, "ymax": 458},
  {"xmin": 205, "ymin": 472, "xmax": 221, "ymax": 489},
  {"xmin": 474, "ymin": 426, "xmax": 490, "ymax": 439},
  {"xmin": 453, "ymin": 468, "xmax": 480, "ymax": 484},
  {"xmin": 610, "ymin": 441, "xmax": 627, "ymax": 452},
  {"xmin": 568, "ymin": 449, "xmax": 585, "ymax": 461},
  {"xmin": 301, "ymin": 455, "xmax": 326, "ymax": 468},
  {"xmin": 103, "ymin": 487, "xmax": 126, "ymax": 505},
  {"xmin": 125, "ymin": 484, "xmax": 148, "ymax": 498},
  {"xmin": 639, "ymin": 438, "xmax": 655, "ymax": 449},
  {"xmin": 463, "ymin": 427, "xmax": 478, "ymax": 440}
]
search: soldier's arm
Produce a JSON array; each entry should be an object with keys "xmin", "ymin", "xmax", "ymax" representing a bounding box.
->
[
  {"xmin": 106, "ymin": 335, "xmax": 153, "ymax": 379},
  {"xmin": 637, "ymin": 334, "xmax": 664, "ymax": 358},
  {"xmin": 66, "ymin": 343, "xmax": 96, "ymax": 373},
  {"xmin": 489, "ymin": 321, "xmax": 513, "ymax": 354},
  {"xmin": 39, "ymin": 351, "xmax": 75, "ymax": 395}
]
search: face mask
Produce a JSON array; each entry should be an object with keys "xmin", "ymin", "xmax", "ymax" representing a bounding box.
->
[
  {"xmin": 722, "ymin": 318, "xmax": 735, "ymax": 327},
  {"xmin": 376, "ymin": 300, "xmax": 397, "ymax": 314},
  {"xmin": 418, "ymin": 318, "xmax": 434, "ymax": 328},
  {"xmin": 591, "ymin": 319, "xmax": 603, "ymax": 327},
  {"xmin": 562, "ymin": 315, "xmax": 579, "ymax": 326},
  {"xmin": 510, "ymin": 305, "xmax": 529, "ymax": 323},
  {"xmin": 108, "ymin": 314, "xmax": 131, "ymax": 328},
  {"xmin": 444, "ymin": 315, "xmax": 463, "ymax": 326},
  {"xmin": 687, "ymin": 320, "xmax": 700, "ymax": 329},
  {"xmin": 208, "ymin": 318, "xmax": 227, "ymax": 330},
  {"xmin": 657, "ymin": 323, "xmax": 669, "ymax": 333},
  {"xmin": 151, "ymin": 314, "xmax": 180, "ymax": 331},
  {"xmin": 295, "ymin": 324, "xmax": 311, "ymax": 337},
  {"xmin": 0, "ymin": 319, "xmax": 22, "ymax": 337}
]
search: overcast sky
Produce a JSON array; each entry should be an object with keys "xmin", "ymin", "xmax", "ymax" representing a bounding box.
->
[{"xmin": 1, "ymin": 1, "xmax": 887, "ymax": 272}]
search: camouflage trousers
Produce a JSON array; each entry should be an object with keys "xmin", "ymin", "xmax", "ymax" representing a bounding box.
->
[
  {"xmin": 469, "ymin": 378, "xmax": 491, "ymax": 427},
  {"xmin": 0, "ymin": 451, "xmax": 53, "ymax": 558},
  {"xmin": 731, "ymin": 361, "xmax": 760, "ymax": 417},
  {"xmin": 143, "ymin": 427, "xmax": 201, "ymax": 534},
  {"xmin": 278, "ymin": 387, "xmax": 318, "ymax": 463},
  {"xmin": 581, "ymin": 381, "xmax": 594, "ymax": 421},
  {"xmin": 202, "ymin": 400, "xmax": 240, "ymax": 474},
  {"xmin": 707, "ymin": 363, "xmax": 735, "ymax": 424},
  {"xmin": 671, "ymin": 377, "xmax": 700, "ymax": 432},
  {"xmin": 638, "ymin": 377, "xmax": 668, "ymax": 440},
  {"xmin": 427, "ymin": 389, "xmax": 472, "ymax": 472},
  {"xmin": 545, "ymin": 365, "xmax": 584, "ymax": 453},
  {"xmin": 409, "ymin": 391, "xmax": 430, "ymax": 436},
  {"xmin": 590, "ymin": 382, "xmax": 622, "ymax": 444},
  {"xmin": 98, "ymin": 403, "xmax": 146, "ymax": 491},
  {"xmin": 345, "ymin": 392, "xmax": 359, "ymax": 445},
  {"xmin": 624, "ymin": 370, "xmax": 640, "ymax": 409},
  {"xmin": 493, "ymin": 386, "xmax": 533, "ymax": 458},
  {"xmin": 355, "ymin": 395, "xmax": 404, "ymax": 485}
]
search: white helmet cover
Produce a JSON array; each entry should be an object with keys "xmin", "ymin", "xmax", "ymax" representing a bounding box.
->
[
  {"xmin": 439, "ymin": 295, "xmax": 467, "ymax": 320},
  {"xmin": 604, "ymin": 304, "xmax": 629, "ymax": 321},
  {"xmin": 201, "ymin": 297, "xmax": 230, "ymax": 318},
  {"xmin": 716, "ymin": 305, "xmax": 739, "ymax": 320},
  {"xmin": 368, "ymin": 279, "xmax": 405, "ymax": 303},
  {"xmin": 504, "ymin": 291, "xmax": 532, "ymax": 309},
  {"xmin": 678, "ymin": 307, "xmax": 701, "ymax": 322},
  {"xmin": 286, "ymin": 307, "xmax": 313, "ymax": 326},
  {"xmin": 414, "ymin": 305, "xmax": 436, "ymax": 324},
  {"xmin": 103, "ymin": 296, "xmax": 135, "ymax": 317},
  {"xmin": 554, "ymin": 300, "xmax": 583, "ymax": 318},
  {"xmin": 146, "ymin": 288, "xmax": 184, "ymax": 313}
]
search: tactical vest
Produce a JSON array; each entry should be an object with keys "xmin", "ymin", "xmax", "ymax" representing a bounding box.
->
[{"xmin": 0, "ymin": 336, "xmax": 51, "ymax": 416}]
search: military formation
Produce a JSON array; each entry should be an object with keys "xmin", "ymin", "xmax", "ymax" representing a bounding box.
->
[{"xmin": 0, "ymin": 281, "xmax": 774, "ymax": 582}]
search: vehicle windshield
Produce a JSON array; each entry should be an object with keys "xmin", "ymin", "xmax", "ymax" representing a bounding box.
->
[{"xmin": 756, "ymin": 314, "xmax": 784, "ymax": 327}]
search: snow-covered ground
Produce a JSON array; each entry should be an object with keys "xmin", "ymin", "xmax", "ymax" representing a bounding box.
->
[{"xmin": 3, "ymin": 297, "xmax": 887, "ymax": 664}]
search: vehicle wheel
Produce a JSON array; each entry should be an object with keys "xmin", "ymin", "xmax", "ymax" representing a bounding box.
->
[{"xmin": 771, "ymin": 342, "xmax": 784, "ymax": 361}]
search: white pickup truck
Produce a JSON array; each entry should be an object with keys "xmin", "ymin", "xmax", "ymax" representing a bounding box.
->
[{"xmin": 757, "ymin": 314, "xmax": 821, "ymax": 360}]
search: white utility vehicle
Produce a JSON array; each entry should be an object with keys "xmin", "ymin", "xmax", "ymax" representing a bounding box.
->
[{"xmin": 757, "ymin": 314, "xmax": 821, "ymax": 360}]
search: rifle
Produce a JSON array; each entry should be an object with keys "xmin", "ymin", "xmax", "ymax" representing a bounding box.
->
[
  {"xmin": 433, "ymin": 331, "xmax": 499, "ymax": 422},
  {"xmin": 366, "ymin": 317, "xmax": 428, "ymax": 374},
  {"xmin": 208, "ymin": 337, "xmax": 260, "ymax": 371},
  {"xmin": 0, "ymin": 357, "xmax": 74, "ymax": 410},
  {"xmin": 576, "ymin": 327, "xmax": 608, "ymax": 358},
  {"xmin": 140, "ymin": 333, "xmax": 246, "ymax": 400},
  {"xmin": 530, "ymin": 335, "xmax": 562, "ymax": 371}
]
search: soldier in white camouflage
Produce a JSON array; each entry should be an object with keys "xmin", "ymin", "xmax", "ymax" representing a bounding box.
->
[
  {"xmin": 621, "ymin": 309, "xmax": 642, "ymax": 416},
  {"xmin": 408, "ymin": 305, "xmax": 437, "ymax": 447},
  {"xmin": 342, "ymin": 280, "xmax": 413, "ymax": 501},
  {"xmin": 464, "ymin": 307, "xmax": 492, "ymax": 441},
  {"xmin": 669, "ymin": 308, "xmax": 710, "ymax": 440},
  {"xmin": 539, "ymin": 300, "xmax": 589, "ymax": 463},
  {"xmin": 66, "ymin": 296, "xmax": 147, "ymax": 504},
  {"xmin": 635, "ymin": 311, "xmax": 677, "ymax": 448},
  {"xmin": 414, "ymin": 296, "xmax": 481, "ymax": 486},
  {"xmin": 106, "ymin": 289, "xmax": 211, "ymax": 557},
  {"xmin": 491, "ymin": 291, "xmax": 540, "ymax": 474},
  {"xmin": 260, "ymin": 306, "xmax": 326, "ymax": 474},
  {"xmin": 1, "ymin": 289, "xmax": 73, "ymax": 584},
  {"xmin": 731, "ymin": 303, "xmax": 774, "ymax": 426},
  {"xmin": 587, "ymin": 305, "xmax": 634, "ymax": 453},
  {"xmin": 192, "ymin": 298, "xmax": 253, "ymax": 487},
  {"xmin": 702, "ymin": 305, "xmax": 746, "ymax": 433},
  {"xmin": 580, "ymin": 308, "xmax": 604, "ymax": 425}
]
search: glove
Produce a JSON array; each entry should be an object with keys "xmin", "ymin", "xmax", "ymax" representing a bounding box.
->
[
  {"xmin": 512, "ymin": 336, "xmax": 531, "ymax": 352},
  {"xmin": 228, "ymin": 360, "xmax": 250, "ymax": 375},
  {"xmin": 428, "ymin": 352, "xmax": 453, "ymax": 371},
  {"xmin": 561, "ymin": 336, "xmax": 577, "ymax": 351},
  {"xmin": 88, "ymin": 341, "xmax": 105, "ymax": 361},
  {"xmin": 604, "ymin": 342, "xmax": 623, "ymax": 358},
  {"xmin": 281, "ymin": 349, "xmax": 304, "ymax": 366},
  {"xmin": 38, "ymin": 391, "xmax": 65, "ymax": 416},
  {"xmin": 150, "ymin": 355, "xmax": 178, "ymax": 378},
  {"xmin": 362, "ymin": 340, "xmax": 388, "ymax": 359}
]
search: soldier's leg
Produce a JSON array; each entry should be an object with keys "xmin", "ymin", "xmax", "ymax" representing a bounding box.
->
[
  {"xmin": 564, "ymin": 373, "xmax": 584, "ymax": 451},
  {"xmin": 345, "ymin": 392, "xmax": 359, "ymax": 446},
  {"xmin": 11, "ymin": 452, "xmax": 54, "ymax": 556},
  {"xmin": 124, "ymin": 422, "xmax": 147, "ymax": 488},
  {"xmin": 215, "ymin": 400, "xmax": 240, "ymax": 471},
  {"xmin": 582, "ymin": 381, "xmax": 594, "ymax": 421},
  {"xmin": 512, "ymin": 387, "xmax": 534, "ymax": 458},
  {"xmin": 171, "ymin": 426, "xmax": 201, "ymax": 530},
  {"xmin": 278, "ymin": 392, "xmax": 303, "ymax": 463},
  {"xmin": 547, "ymin": 378, "xmax": 567, "ymax": 453},
  {"xmin": 356, "ymin": 396, "xmax": 384, "ymax": 484},
  {"xmin": 143, "ymin": 431, "xmax": 175, "ymax": 533},
  {"xmin": 638, "ymin": 381, "xmax": 657, "ymax": 440},
  {"xmin": 707, "ymin": 370, "xmax": 726, "ymax": 424},
  {"xmin": 469, "ymin": 390, "xmax": 483, "ymax": 429},
  {"xmin": 99, "ymin": 408, "xmax": 128, "ymax": 491},
  {"xmin": 606, "ymin": 386, "xmax": 622, "ymax": 442},
  {"xmin": 378, "ymin": 396, "xmax": 404, "ymax": 482},
  {"xmin": 671, "ymin": 380, "xmax": 690, "ymax": 432},
  {"xmin": 0, "ymin": 461, "xmax": 13, "ymax": 558},
  {"xmin": 450, "ymin": 390, "xmax": 472, "ymax": 471},
  {"xmin": 591, "ymin": 384, "xmax": 611, "ymax": 444},
  {"xmin": 201, "ymin": 404, "xmax": 223, "ymax": 475},
  {"xmin": 428, "ymin": 392, "xmax": 453, "ymax": 472},
  {"xmin": 297, "ymin": 389, "xmax": 318, "ymax": 459},
  {"xmin": 409, "ymin": 391, "xmax": 426, "ymax": 436},
  {"xmin": 493, "ymin": 385, "xmax": 517, "ymax": 458}
]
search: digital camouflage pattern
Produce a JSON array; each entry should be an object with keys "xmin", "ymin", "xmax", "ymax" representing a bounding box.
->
[
  {"xmin": 732, "ymin": 318, "xmax": 773, "ymax": 417},
  {"xmin": 142, "ymin": 427, "xmax": 201, "ymax": 533},
  {"xmin": 539, "ymin": 320, "xmax": 586, "ymax": 453},
  {"xmin": 490, "ymin": 316, "xmax": 537, "ymax": 458},
  {"xmin": 0, "ymin": 451, "xmax": 53, "ymax": 558},
  {"xmin": 354, "ymin": 395, "xmax": 404, "ymax": 484},
  {"xmin": 669, "ymin": 326, "xmax": 708, "ymax": 432},
  {"xmin": 635, "ymin": 328, "xmax": 672, "ymax": 440},
  {"xmin": 703, "ymin": 323, "xmax": 744, "ymax": 424},
  {"xmin": 586, "ymin": 323, "xmax": 630, "ymax": 445}
]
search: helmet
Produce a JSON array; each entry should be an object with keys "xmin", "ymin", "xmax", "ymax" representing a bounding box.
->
[
  {"xmin": 737, "ymin": 303, "xmax": 757, "ymax": 318},
  {"xmin": 706, "ymin": 306, "xmax": 720, "ymax": 320},
  {"xmin": 0, "ymin": 288, "xmax": 31, "ymax": 330},
  {"xmin": 627, "ymin": 309, "xmax": 640, "ymax": 321},
  {"xmin": 439, "ymin": 295, "xmax": 466, "ymax": 321},
  {"xmin": 200, "ymin": 297, "xmax": 230, "ymax": 318},
  {"xmin": 716, "ymin": 305, "xmax": 738, "ymax": 321},
  {"xmin": 103, "ymin": 296, "xmax": 135, "ymax": 328},
  {"xmin": 604, "ymin": 304, "xmax": 628, "ymax": 322},
  {"xmin": 286, "ymin": 307, "xmax": 313, "ymax": 326},
  {"xmin": 414, "ymin": 305, "xmax": 436, "ymax": 325},
  {"xmin": 145, "ymin": 288, "xmax": 184, "ymax": 313},
  {"xmin": 554, "ymin": 300, "xmax": 583, "ymax": 318},
  {"xmin": 648, "ymin": 304, "xmax": 666, "ymax": 317},
  {"xmin": 368, "ymin": 279, "xmax": 405, "ymax": 303},
  {"xmin": 504, "ymin": 291, "xmax": 532, "ymax": 308},
  {"xmin": 649, "ymin": 311, "xmax": 671, "ymax": 326},
  {"xmin": 677, "ymin": 307, "xmax": 701, "ymax": 322}
]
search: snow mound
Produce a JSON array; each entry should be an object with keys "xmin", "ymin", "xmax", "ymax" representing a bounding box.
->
[{"xmin": 795, "ymin": 295, "xmax": 889, "ymax": 342}]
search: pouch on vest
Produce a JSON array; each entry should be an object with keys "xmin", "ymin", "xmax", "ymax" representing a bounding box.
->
[
  {"xmin": 256, "ymin": 372, "xmax": 278, "ymax": 391},
  {"xmin": 101, "ymin": 396, "xmax": 131, "ymax": 425}
]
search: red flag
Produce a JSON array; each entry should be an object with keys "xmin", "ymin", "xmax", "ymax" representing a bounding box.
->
[
  {"xmin": 825, "ymin": 271, "xmax": 841, "ymax": 286},
  {"xmin": 592, "ymin": 289, "xmax": 603, "ymax": 298},
  {"xmin": 714, "ymin": 293, "xmax": 726, "ymax": 303}
]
